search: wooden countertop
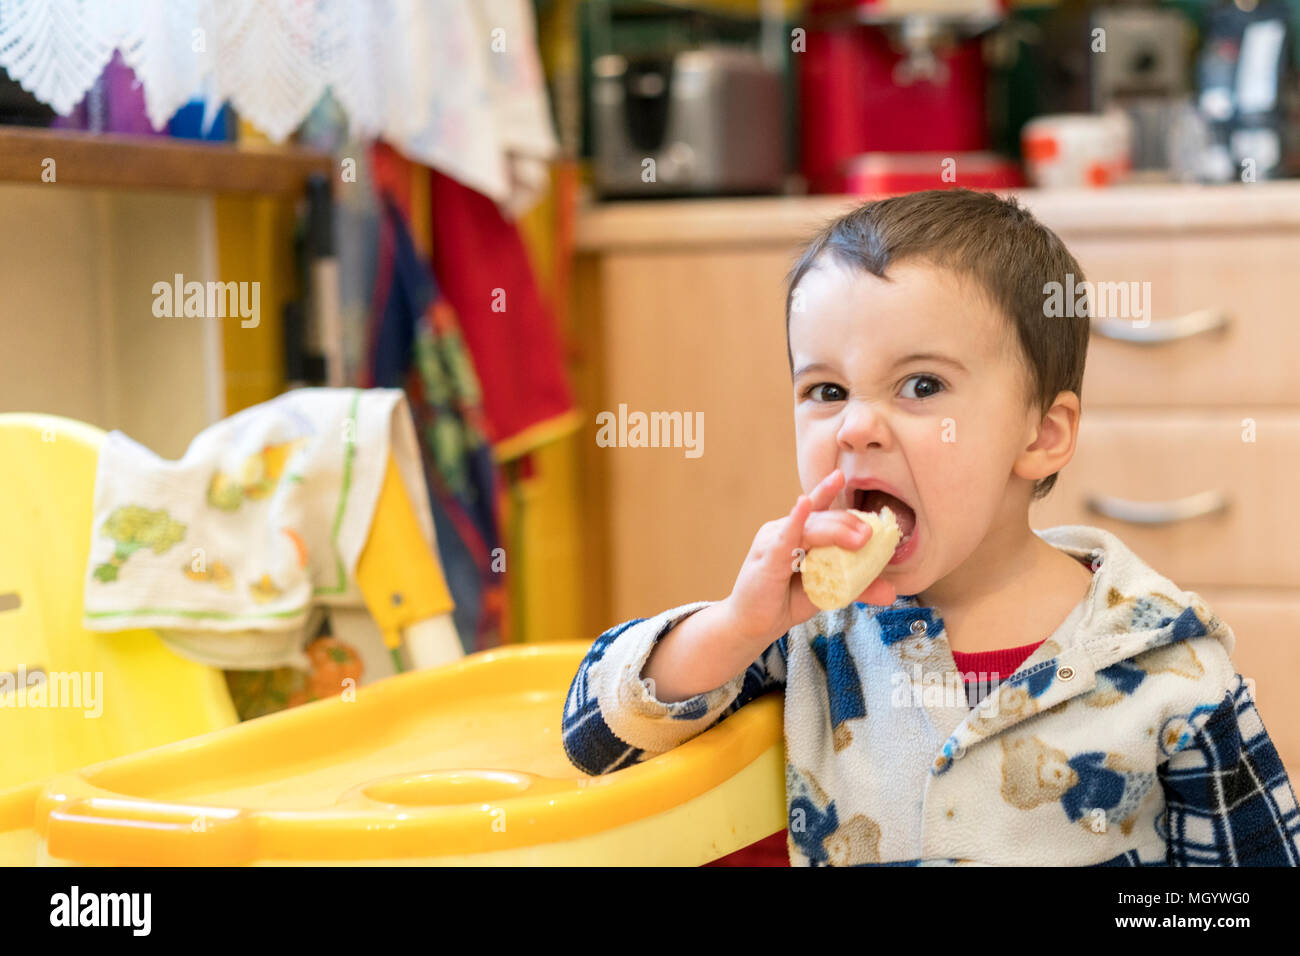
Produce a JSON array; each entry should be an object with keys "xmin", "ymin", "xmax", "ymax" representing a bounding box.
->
[{"xmin": 575, "ymin": 180, "xmax": 1300, "ymax": 251}]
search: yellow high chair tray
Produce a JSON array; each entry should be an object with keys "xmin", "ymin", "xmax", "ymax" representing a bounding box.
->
[{"xmin": 23, "ymin": 642, "xmax": 786, "ymax": 866}]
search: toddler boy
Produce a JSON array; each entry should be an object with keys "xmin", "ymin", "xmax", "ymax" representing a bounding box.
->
[{"xmin": 562, "ymin": 189, "xmax": 1299, "ymax": 866}]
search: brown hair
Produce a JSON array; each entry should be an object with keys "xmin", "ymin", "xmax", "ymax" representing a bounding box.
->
[{"xmin": 784, "ymin": 188, "xmax": 1089, "ymax": 501}]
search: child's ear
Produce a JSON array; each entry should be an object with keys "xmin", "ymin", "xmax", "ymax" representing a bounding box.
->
[{"xmin": 1014, "ymin": 390, "xmax": 1080, "ymax": 484}]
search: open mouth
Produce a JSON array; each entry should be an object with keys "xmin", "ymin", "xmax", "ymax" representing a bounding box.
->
[{"xmin": 853, "ymin": 488, "xmax": 917, "ymax": 549}]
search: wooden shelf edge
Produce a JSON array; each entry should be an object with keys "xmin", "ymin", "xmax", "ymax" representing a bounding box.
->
[{"xmin": 0, "ymin": 126, "xmax": 333, "ymax": 196}]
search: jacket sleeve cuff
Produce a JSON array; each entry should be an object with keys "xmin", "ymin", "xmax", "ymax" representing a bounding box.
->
[{"xmin": 592, "ymin": 600, "xmax": 748, "ymax": 754}]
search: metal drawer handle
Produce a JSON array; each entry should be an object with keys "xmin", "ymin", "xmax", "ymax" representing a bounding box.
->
[
  {"xmin": 1085, "ymin": 490, "xmax": 1231, "ymax": 525},
  {"xmin": 1090, "ymin": 308, "xmax": 1231, "ymax": 344}
]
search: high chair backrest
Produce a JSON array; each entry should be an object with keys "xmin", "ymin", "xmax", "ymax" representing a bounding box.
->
[{"xmin": 0, "ymin": 413, "xmax": 238, "ymax": 792}]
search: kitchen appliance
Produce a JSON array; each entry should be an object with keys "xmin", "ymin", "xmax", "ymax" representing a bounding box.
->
[
  {"xmin": 1036, "ymin": 2, "xmax": 1193, "ymax": 173},
  {"xmin": 590, "ymin": 46, "xmax": 786, "ymax": 198},
  {"xmin": 1192, "ymin": 0, "xmax": 1299, "ymax": 182},
  {"xmin": 1090, "ymin": 4, "xmax": 1192, "ymax": 172},
  {"xmin": 800, "ymin": 0, "xmax": 1008, "ymax": 194}
]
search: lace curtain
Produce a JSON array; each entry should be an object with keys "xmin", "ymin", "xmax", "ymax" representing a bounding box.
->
[{"xmin": 0, "ymin": 0, "xmax": 557, "ymax": 213}]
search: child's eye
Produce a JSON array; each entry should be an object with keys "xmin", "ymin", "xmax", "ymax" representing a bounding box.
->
[
  {"xmin": 900, "ymin": 374, "xmax": 945, "ymax": 400},
  {"xmin": 804, "ymin": 383, "xmax": 847, "ymax": 402}
]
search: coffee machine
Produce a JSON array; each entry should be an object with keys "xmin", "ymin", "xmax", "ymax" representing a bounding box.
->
[
  {"xmin": 1090, "ymin": 4, "xmax": 1192, "ymax": 170},
  {"xmin": 1035, "ymin": 1, "xmax": 1194, "ymax": 173},
  {"xmin": 800, "ymin": 0, "xmax": 1010, "ymax": 193}
]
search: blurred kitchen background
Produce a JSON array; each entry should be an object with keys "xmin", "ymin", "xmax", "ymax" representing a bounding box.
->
[
  {"xmin": 1, "ymin": 0, "xmax": 1297, "ymax": 774},
  {"xmin": 571, "ymin": 0, "xmax": 1299, "ymax": 194}
]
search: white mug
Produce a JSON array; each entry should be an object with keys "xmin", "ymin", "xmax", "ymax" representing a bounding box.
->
[{"xmin": 1021, "ymin": 111, "xmax": 1133, "ymax": 188}]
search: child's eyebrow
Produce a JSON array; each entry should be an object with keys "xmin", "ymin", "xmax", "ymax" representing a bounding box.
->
[
  {"xmin": 891, "ymin": 352, "xmax": 968, "ymax": 373},
  {"xmin": 792, "ymin": 353, "xmax": 968, "ymax": 380},
  {"xmin": 791, "ymin": 361, "xmax": 836, "ymax": 380}
]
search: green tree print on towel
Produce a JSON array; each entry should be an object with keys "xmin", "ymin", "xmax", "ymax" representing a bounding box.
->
[{"xmin": 92, "ymin": 505, "xmax": 187, "ymax": 582}]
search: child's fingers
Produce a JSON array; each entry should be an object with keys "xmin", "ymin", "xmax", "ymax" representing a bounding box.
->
[
  {"xmin": 806, "ymin": 469, "xmax": 845, "ymax": 512},
  {"xmin": 802, "ymin": 510, "xmax": 871, "ymax": 551},
  {"xmin": 781, "ymin": 494, "xmax": 813, "ymax": 552}
]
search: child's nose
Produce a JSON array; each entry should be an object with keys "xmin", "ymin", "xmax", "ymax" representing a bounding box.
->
[{"xmin": 835, "ymin": 400, "xmax": 891, "ymax": 451}]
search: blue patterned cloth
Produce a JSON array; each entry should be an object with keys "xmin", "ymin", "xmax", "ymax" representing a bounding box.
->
[{"xmin": 366, "ymin": 199, "xmax": 503, "ymax": 654}]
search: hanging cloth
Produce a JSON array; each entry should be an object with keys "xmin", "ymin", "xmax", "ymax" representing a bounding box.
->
[
  {"xmin": 427, "ymin": 167, "xmax": 580, "ymax": 462},
  {"xmin": 366, "ymin": 194, "xmax": 506, "ymax": 653}
]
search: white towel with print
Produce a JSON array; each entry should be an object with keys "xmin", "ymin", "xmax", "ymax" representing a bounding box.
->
[{"xmin": 82, "ymin": 387, "xmax": 433, "ymax": 670}]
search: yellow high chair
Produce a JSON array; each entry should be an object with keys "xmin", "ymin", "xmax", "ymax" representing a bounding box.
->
[
  {"xmin": 0, "ymin": 414, "xmax": 239, "ymax": 861},
  {"xmin": 0, "ymin": 414, "xmax": 241, "ymax": 787},
  {"xmin": 1, "ymin": 415, "xmax": 788, "ymax": 865},
  {"xmin": 0, "ymin": 411, "xmax": 465, "ymax": 862}
]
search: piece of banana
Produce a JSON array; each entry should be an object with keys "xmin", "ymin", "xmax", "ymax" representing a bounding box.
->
[{"xmin": 801, "ymin": 506, "xmax": 901, "ymax": 611}]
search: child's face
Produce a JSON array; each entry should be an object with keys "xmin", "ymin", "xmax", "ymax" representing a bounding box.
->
[{"xmin": 789, "ymin": 257, "xmax": 1045, "ymax": 597}]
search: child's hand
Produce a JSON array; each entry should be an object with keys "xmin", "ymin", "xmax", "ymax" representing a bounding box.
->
[{"xmin": 721, "ymin": 469, "xmax": 898, "ymax": 648}]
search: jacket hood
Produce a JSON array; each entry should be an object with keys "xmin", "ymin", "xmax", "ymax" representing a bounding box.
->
[{"xmin": 1032, "ymin": 523, "xmax": 1234, "ymax": 669}]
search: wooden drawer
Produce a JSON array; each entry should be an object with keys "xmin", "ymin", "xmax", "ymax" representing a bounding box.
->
[
  {"xmin": 1064, "ymin": 231, "xmax": 1300, "ymax": 407},
  {"xmin": 1029, "ymin": 411, "xmax": 1300, "ymax": 589},
  {"xmin": 1195, "ymin": 588, "xmax": 1300, "ymax": 779}
]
